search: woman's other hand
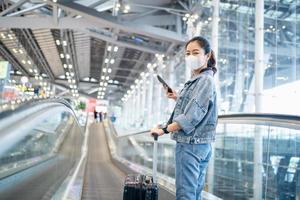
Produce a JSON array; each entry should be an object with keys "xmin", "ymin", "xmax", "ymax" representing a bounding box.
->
[{"xmin": 150, "ymin": 127, "xmax": 164, "ymax": 137}]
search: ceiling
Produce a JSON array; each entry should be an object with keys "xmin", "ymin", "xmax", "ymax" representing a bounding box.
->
[
  {"xmin": 0, "ymin": 0, "xmax": 298, "ymax": 106},
  {"xmin": 0, "ymin": 0, "xmax": 187, "ymax": 104}
]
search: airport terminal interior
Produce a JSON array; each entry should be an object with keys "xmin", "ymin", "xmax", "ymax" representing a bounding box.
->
[{"xmin": 0, "ymin": 0, "xmax": 299, "ymax": 199}]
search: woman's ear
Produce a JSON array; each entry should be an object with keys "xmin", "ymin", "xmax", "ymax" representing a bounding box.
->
[{"xmin": 206, "ymin": 53, "xmax": 211, "ymax": 62}]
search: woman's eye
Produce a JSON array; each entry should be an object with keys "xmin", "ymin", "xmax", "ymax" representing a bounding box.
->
[{"xmin": 192, "ymin": 52, "xmax": 199, "ymax": 56}]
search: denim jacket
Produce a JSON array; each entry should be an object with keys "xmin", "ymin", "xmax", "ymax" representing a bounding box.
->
[{"xmin": 171, "ymin": 70, "xmax": 218, "ymax": 144}]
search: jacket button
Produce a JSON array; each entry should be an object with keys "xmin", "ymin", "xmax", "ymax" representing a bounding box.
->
[{"xmin": 190, "ymin": 138, "xmax": 195, "ymax": 143}]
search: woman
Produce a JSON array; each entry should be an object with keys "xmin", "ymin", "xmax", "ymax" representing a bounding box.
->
[{"xmin": 150, "ymin": 36, "xmax": 218, "ymax": 200}]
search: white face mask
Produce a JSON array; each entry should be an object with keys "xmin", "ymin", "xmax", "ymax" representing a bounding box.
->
[{"xmin": 185, "ymin": 55, "xmax": 206, "ymax": 70}]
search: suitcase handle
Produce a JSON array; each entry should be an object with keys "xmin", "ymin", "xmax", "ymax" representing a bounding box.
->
[
  {"xmin": 151, "ymin": 132, "xmax": 158, "ymax": 183},
  {"xmin": 151, "ymin": 132, "xmax": 159, "ymax": 141}
]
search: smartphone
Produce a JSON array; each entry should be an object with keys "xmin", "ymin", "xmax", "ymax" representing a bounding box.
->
[{"xmin": 157, "ymin": 75, "xmax": 173, "ymax": 93}]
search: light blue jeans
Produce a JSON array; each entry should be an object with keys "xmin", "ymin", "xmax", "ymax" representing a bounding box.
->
[{"xmin": 175, "ymin": 142, "xmax": 212, "ymax": 200}]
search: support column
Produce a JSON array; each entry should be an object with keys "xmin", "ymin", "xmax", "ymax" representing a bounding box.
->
[
  {"xmin": 207, "ymin": 0, "xmax": 219, "ymax": 194},
  {"xmin": 185, "ymin": 20, "xmax": 196, "ymax": 81},
  {"xmin": 137, "ymin": 82, "xmax": 142, "ymax": 128},
  {"xmin": 141, "ymin": 78, "xmax": 147, "ymax": 128},
  {"xmin": 254, "ymin": 0, "xmax": 264, "ymax": 199},
  {"xmin": 168, "ymin": 60, "xmax": 176, "ymax": 114},
  {"xmin": 147, "ymin": 67, "xmax": 154, "ymax": 128},
  {"xmin": 211, "ymin": 0, "xmax": 221, "ymax": 101},
  {"xmin": 155, "ymin": 71, "xmax": 162, "ymax": 124},
  {"xmin": 137, "ymin": 86, "xmax": 141, "ymax": 127},
  {"xmin": 255, "ymin": 0, "xmax": 264, "ymax": 113}
]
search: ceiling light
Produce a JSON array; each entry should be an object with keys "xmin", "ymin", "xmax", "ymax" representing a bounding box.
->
[
  {"xmin": 34, "ymin": 69, "xmax": 38, "ymax": 73},
  {"xmin": 101, "ymin": 76, "xmax": 105, "ymax": 80},
  {"xmin": 110, "ymin": 59, "xmax": 115, "ymax": 64},
  {"xmin": 108, "ymin": 68, "xmax": 112, "ymax": 73},
  {"xmin": 100, "ymin": 82, "xmax": 104, "ymax": 86},
  {"xmin": 27, "ymin": 60, "xmax": 32, "ymax": 65},
  {"xmin": 63, "ymin": 40, "xmax": 67, "ymax": 46},
  {"xmin": 66, "ymin": 72, "xmax": 70, "ymax": 76},
  {"xmin": 29, "ymin": 69, "xmax": 33, "ymax": 73},
  {"xmin": 12, "ymin": 48, "xmax": 17, "ymax": 53},
  {"xmin": 1, "ymin": 33, "xmax": 6, "ymax": 39},
  {"xmin": 114, "ymin": 46, "xmax": 118, "ymax": 52},
  {"xmin": 106, "ymin": 76, "xmax": 109, "ymax": 80},
  {"xmin": 66, "ymin": 54, "xmax": 70, "ymax": 59},
  {"xmin": 103, "ymin": 68, "xmax": 107, "ymax": 73},
  {"xmin": 107, "ymin": 46, "xmax": 112, "ymax": 51},
  {"xmin": 70, "ymin": 72, "xmax": 74, "ymax": 77},
  {"xmin": 104, "ymin": 58, "xmax": 109, "ymax": 63},
  {"xmin": 63, "ymin": 64, "xmax": 67, "ymax": 68},
  {"xmin": 91, "ymin": 78, "xmax": 97, "ymax": 82},
  {"xmin": 104, "ymin": 82, "xmax": 108, "ymax": 86},
  {"xmin": 60, "ymin": 54, "xmax": 64, "ymax": 58},
  {"xmin": 21, "ymin": 60, "xmax": 26, "ymax": 64},
  {"xmin": 125, "ymin": 5, "xmax": 130, "ymax": 10},
  {"xmin": 68, "ymin": 64, "xmax": 73, "ymax": 69},
  {"xmin": 56, "ymin": 40, "xmax": 60, "ymax": 45},
  {"xmin": 19, "ymin": 49, "xmax": 23, "ymax": 54},
  {"xmin": 72, "ymin": 80, "xmax": 76, "ymax": 83}
]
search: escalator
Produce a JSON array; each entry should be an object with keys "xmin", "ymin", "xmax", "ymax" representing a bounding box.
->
[
  {"xmin": 0, "ymin": 98, "xmax": 85, "ymax": 200},
  {"xmin": 81, "ymin": 123, "xmax": 124, "ymax": 200},
  {"xmin": 81, "ymin": 122, "xmax": 175, "ymax": 200}
]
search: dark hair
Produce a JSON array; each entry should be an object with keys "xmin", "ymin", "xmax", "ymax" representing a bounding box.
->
[{"xmin": 185, "ymin": 36, "xmax": 217, "ymax": 75}]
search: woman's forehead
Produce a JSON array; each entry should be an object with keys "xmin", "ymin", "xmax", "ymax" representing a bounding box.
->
[{"xmin": 186, "ymin": 41, "xmax": 202, "ymax": 51}]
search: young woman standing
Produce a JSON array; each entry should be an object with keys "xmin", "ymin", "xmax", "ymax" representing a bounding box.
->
[{"xmin": 151, "ymin": 36, "xmax": 218, "ymax": 200}]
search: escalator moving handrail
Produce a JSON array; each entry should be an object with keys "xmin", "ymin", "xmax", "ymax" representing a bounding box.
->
[
  {"xmin": 112, "ymin": 113, "xmax": 300, "ymax": 138},
  {"xmin": 0, "ymin": 97, "xmax": 73, "ymax": 120}
]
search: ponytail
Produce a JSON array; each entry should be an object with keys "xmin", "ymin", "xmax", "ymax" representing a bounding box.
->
[{"xmin": 207, "ymin": 50, "xmax": 217, "ymax": 75}]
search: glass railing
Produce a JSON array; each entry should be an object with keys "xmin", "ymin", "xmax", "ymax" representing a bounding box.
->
[
  {"xmin": 104, "ymin": 113, "xmax": 300, "ymax": 200},
  {"xmin": 0, "ymin": 98, "xmax": 85, "ymax": 200}
]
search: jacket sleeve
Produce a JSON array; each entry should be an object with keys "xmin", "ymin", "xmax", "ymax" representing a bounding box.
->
[{"xmin": 173, "ymin": 76, "xmax": 214, "ymax": 135}]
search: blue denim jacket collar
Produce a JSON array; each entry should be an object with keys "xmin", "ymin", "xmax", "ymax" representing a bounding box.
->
[{"xmin": 186, "ymin": 70, "xmax": 213, "ymax": 85}]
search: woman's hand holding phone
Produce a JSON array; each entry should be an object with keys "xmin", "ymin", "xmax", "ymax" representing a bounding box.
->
[{"xmin": 164, "ymin": 86, "xmax": 177, "ymax": 101}]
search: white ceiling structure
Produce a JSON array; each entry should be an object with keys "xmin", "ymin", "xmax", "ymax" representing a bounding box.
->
[
  {"xmin": 0, "ymin": 0, "xmax": 188, "ymax": 103},
  {"xmin": 0, "ymin": 0, "xmax": 297, "ymax": 105}
]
